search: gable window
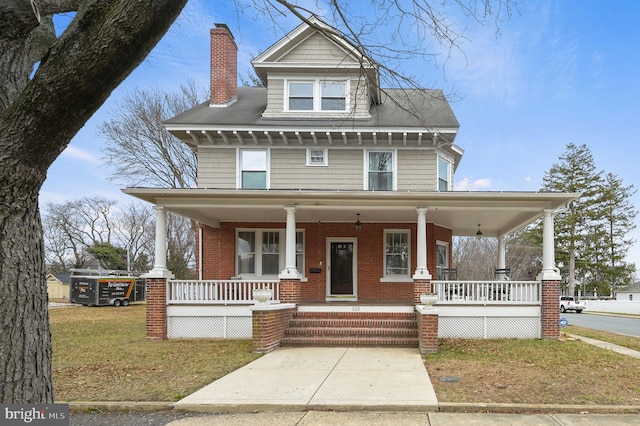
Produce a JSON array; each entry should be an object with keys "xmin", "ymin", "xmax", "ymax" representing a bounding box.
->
[
  {"xmin": 287, "ymin": 79, "xmax": 348, "ymax": 112},
  {"xmin": 367, "ymin": 150, "xmax": 394, "ymax": 191},
  {"xmin": 289, "ymin": 82, "xmax": 313, "ymax": 110},
  {"xmin": 384, "ymin": 230, "xmax": 410, "ymax": 277},
  {"xmin": 321, "ymin": 81, "xmax": 346, "ymax": 110},
  {"xmin": 306, "ymin": 148, "xmax": 328, "ymax": 166},
  {"xmin": 438, "ymin": 157, "xmax": 451, "ymax": 191},
  {"xmin": 240, "ymin": 149, "xmax": 268, "ymax": 189},
  {"xmin": 236, "ymin": 229, "xmax": 305, "ymax": 277}
]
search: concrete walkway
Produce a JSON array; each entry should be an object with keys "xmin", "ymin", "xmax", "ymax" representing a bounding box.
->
[
  {"xmin": 174, "ymin": 347, "xmax": 437, "ymax": 412},
  {"xmin": 570, "ymin": 334, "xmax": 640, "ymax": 359}
]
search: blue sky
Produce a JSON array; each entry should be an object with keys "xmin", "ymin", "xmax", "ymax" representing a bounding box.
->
[{"xmin": 41, "ymin": 0, "xmax": 640, "ymax": 268}]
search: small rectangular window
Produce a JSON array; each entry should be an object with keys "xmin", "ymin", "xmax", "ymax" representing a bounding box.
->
[
  {"xmin": 438, "ymin": 157, "xmax": 450, "ymax": 191},
  {"xmin": 307, "ymin": 148, "xmax": 327, "ymax": 166}
]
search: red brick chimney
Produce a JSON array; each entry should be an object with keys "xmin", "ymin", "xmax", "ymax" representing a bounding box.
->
[{"xmin": 210, "ymin": 23, "xmax": 237, "ymax": 106}]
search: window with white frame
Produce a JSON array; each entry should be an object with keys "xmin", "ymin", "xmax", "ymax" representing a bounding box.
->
[
  {"xmin": 306, "ymin": 148, "xmax": 328, "ymax": 166},
  {"xmin": 436, "ymin": 242, "xmax": 449, "ymax": 280},
  {"xmin": 438, "ymin": 157, "xmax": 451, "ymax": 191},
  {"xmin": 240, "ymin": 149, "xmax": 268, "ymax": 189},
  {"xmin": 287, "ymin": 79, "xmax": 347, "ymax": 112},
  {"xmin": 367, "ymin": 150, "xmax": 394, "ymax": 190},
  {"xmin": 384, "ymin": 230, "xmax": 410, "ymax": 277},
  {"xmin": 236, "ymin": 229, "xmax": 304, "ymax": 276}
]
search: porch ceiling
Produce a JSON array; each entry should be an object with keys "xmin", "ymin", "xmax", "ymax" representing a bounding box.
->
[{"xmin": 122, "ymin": 188, "xmax": 579, "ymax": 237}]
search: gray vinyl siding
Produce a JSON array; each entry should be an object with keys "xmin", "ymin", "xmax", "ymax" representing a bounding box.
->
[
  {"xmin": 279, "ymin": 32, "xmax": 359, "ymax": 63},
  {"xmin": 197, "ymin": 147, "xmax": 438, "ymax": 191},
  {"xmin": 264, "ymin": 75, "xmax": 369, "ymax": 119},
  {"xmin": 263, "ymin": 78, "xmax": 284, "ymax": 115},
  {"xmin": 197, "ymin": 148, "xmax": 236, "ymax": 188},
  {"xmin": 397, "ymin": 150, "xmax": 437, "ymax": 191},
  {"xmin": 270, "ymin": 148, "xmax": 362, "ymax": 190}
]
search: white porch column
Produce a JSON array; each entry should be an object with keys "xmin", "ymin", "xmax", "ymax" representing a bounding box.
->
[
  {"xmin": 280, "ymin": 206, "xmax": 299, "ymax": 279},
  {"xmin": 497, "ymin": 235, "xmax": 506, "ymax": 269},
  {"xmin": 413, "ymin": 207, "xmax": 432, "ymax": 279},
  {"xmin": 538, "ymin": 209, "xmax": 561, "ymax": 281},
  {"xmin": 147, "ymin": 205, "xmax": 174, "ymax": 279}
]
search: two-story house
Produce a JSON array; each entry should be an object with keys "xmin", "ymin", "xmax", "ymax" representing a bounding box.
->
[{"xmin": 125, "ymin": 17, "xmax": 578, "ymax": 352}]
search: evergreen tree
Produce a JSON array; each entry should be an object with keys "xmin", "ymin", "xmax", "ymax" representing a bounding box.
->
[
  {"xmin": 599, "ymin": 173, "xmax": 637, "ymax": 294},
  {"xmin": 541, "ymin": 143, "xmax": 603, "ymax": 296},
  {"xmin": 539, "ymin": 143, "xmax": 637, "ymax": 296}
]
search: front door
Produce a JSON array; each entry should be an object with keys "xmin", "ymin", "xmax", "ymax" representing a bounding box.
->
[{"xmin": 327, "ymin": 239, "xmax": 357, "ymax": 300}]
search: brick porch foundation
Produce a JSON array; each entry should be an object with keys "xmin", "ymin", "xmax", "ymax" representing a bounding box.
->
[
  {"xmin": 413, "ymin": 279, "xmax": 434, "ymax": 304},
  {"xmin": 146, "ymin": 278, "xmax": 167, "ymax": 340},
  {"xmin": 416, "ymin": 305, "xmax": 439, "ymax": 354},
  {"xmin": 279, "ymin": 278, "xmax": 301, "ymax": 304},
  {"xmin": 251, "ymin": 303, "xmax": 296, "ymax": 353},
  {"xmin": 541, "ymin": 279, "xmax": 561, "ymax": 339}
]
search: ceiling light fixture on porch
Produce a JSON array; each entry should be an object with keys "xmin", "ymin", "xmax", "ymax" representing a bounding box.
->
[
  {"xmin": 476, "ymin": 224, "xmax": 483, "ymax": 236},
  {"xmin": 355, "ymin": 213, "xmax": 362, "ymax": 231}
]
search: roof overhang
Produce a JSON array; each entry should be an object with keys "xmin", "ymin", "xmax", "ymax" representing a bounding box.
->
[{"xmin": 122, "ymin": 188, "xmax": 580, "ymax": 237}]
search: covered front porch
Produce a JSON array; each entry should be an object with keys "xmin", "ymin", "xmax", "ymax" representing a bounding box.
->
[
  {"xmin": 165, "ymin": 277, "xmax": 543, "ymax": 341},
  {"xmin": 125, "ymin": 188, "xmax": 578, "ymax": 351}
]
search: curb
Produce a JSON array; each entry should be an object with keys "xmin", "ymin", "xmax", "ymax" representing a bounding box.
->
[{"xmin": 66, "ymin": 401, "xmax": 640, "ymax": 415}]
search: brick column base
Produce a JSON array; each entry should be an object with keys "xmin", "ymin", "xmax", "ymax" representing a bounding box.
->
[
  {"xmin": 416, "ymin": 305, "xmax": 439, "ymax": 354},
  {"xmin": 541, "ymin": 279, "xmax": 561, "ymax": 339},
  {"xmin": 146, "ymin": 278, "xmax": 167, "ymax": 340},
  {"xmin": 279, "ymin": 278, "xmax": 301, "ymax": 304},
  {"xmin": 251, "ymin": 304, "xmax": 296, "ymax": 353},
  {"xmin": 413, "ymin": 279, "xmax": 434, "ymax": 304}
]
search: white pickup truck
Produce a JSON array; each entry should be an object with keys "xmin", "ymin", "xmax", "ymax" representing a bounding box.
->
[{"xmin": 559, "ymin": 296, "xmax": 586, "ymax": 313}]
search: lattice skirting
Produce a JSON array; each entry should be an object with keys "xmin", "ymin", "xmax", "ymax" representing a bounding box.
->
[
  {"xmin": 438, "ymin": 316, "xmax": 540, "ymax": 339},
  {"xmin": 168, "ymin": 315, "xmax": 252, "ymax": 338}
]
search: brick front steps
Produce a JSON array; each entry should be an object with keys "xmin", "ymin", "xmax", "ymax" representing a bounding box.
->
[{"xmin": 281, "ymin": 310, "xmax": 419, "ymax": 347}]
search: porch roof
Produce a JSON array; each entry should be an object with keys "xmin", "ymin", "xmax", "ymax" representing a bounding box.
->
[{"xmin": 123, "ymin": 188, "xmax": 579, "ymax": 237}]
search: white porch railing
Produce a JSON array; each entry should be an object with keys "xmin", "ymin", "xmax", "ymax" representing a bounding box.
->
[
  {"xmin": 434, "ymin": 280, "xmax": 540, "ymax": 304},
  {"xmin": 167, "ymin": 280, "xmax": 280, "ymax": 304}
]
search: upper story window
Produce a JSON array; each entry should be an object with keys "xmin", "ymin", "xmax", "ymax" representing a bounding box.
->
[
  {"xmin": 306, "ymin": 148, "xmax": 328, "ymax": 166},
  {"xmin": 239, "ymin": 149, "xmax": 268, "ymax": 189},
  {"xmin": 367, "ymin": 150, "xmax": 394, "ymax": 191},
  {"xmin": 438, "ymin": 157, "xmax": 451, "ymax": 191},
  {"xmin": 287, "ymin": 79, "xmax": 348, "ymax": 112}
]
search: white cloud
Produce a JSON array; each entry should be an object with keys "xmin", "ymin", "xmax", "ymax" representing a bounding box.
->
[
  {"xmin": 455, "ymin": 177, "xmax": 494, "ymax": 191},
  {"xmin": 61, "ymin": 145, "xmax": 100, "ymax": 164}
]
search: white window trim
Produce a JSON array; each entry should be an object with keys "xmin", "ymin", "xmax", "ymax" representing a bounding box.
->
[
  {"xmin": 284, "ymin": 78, "xmax": 350, "ymax": 112},
  {"xmin": 364, "ymin": 149, "xmax": 397, "ymax": 191},
  {"xmin": 236, "ymin": 228, "xmax": 305, "ymax": 278},
  {"xmin": 381, "ymin": 229, "xmax": 412, "ymax": 282},
  {"xmin": 237, "ymin": 148, "xmax": 270, "ymax": 189},
  {"xmin": 306, "ymin": 148, "xmax": 328, "ymax": 166}
]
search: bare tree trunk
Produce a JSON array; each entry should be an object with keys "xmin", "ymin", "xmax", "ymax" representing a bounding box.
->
[
  {"xmin": 0, "ymin": 0, "xmax": 187, "ymax": 403},
  {"xmin": 0, "ymin": 171, "xmax": 52, "ymax": 403}
]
